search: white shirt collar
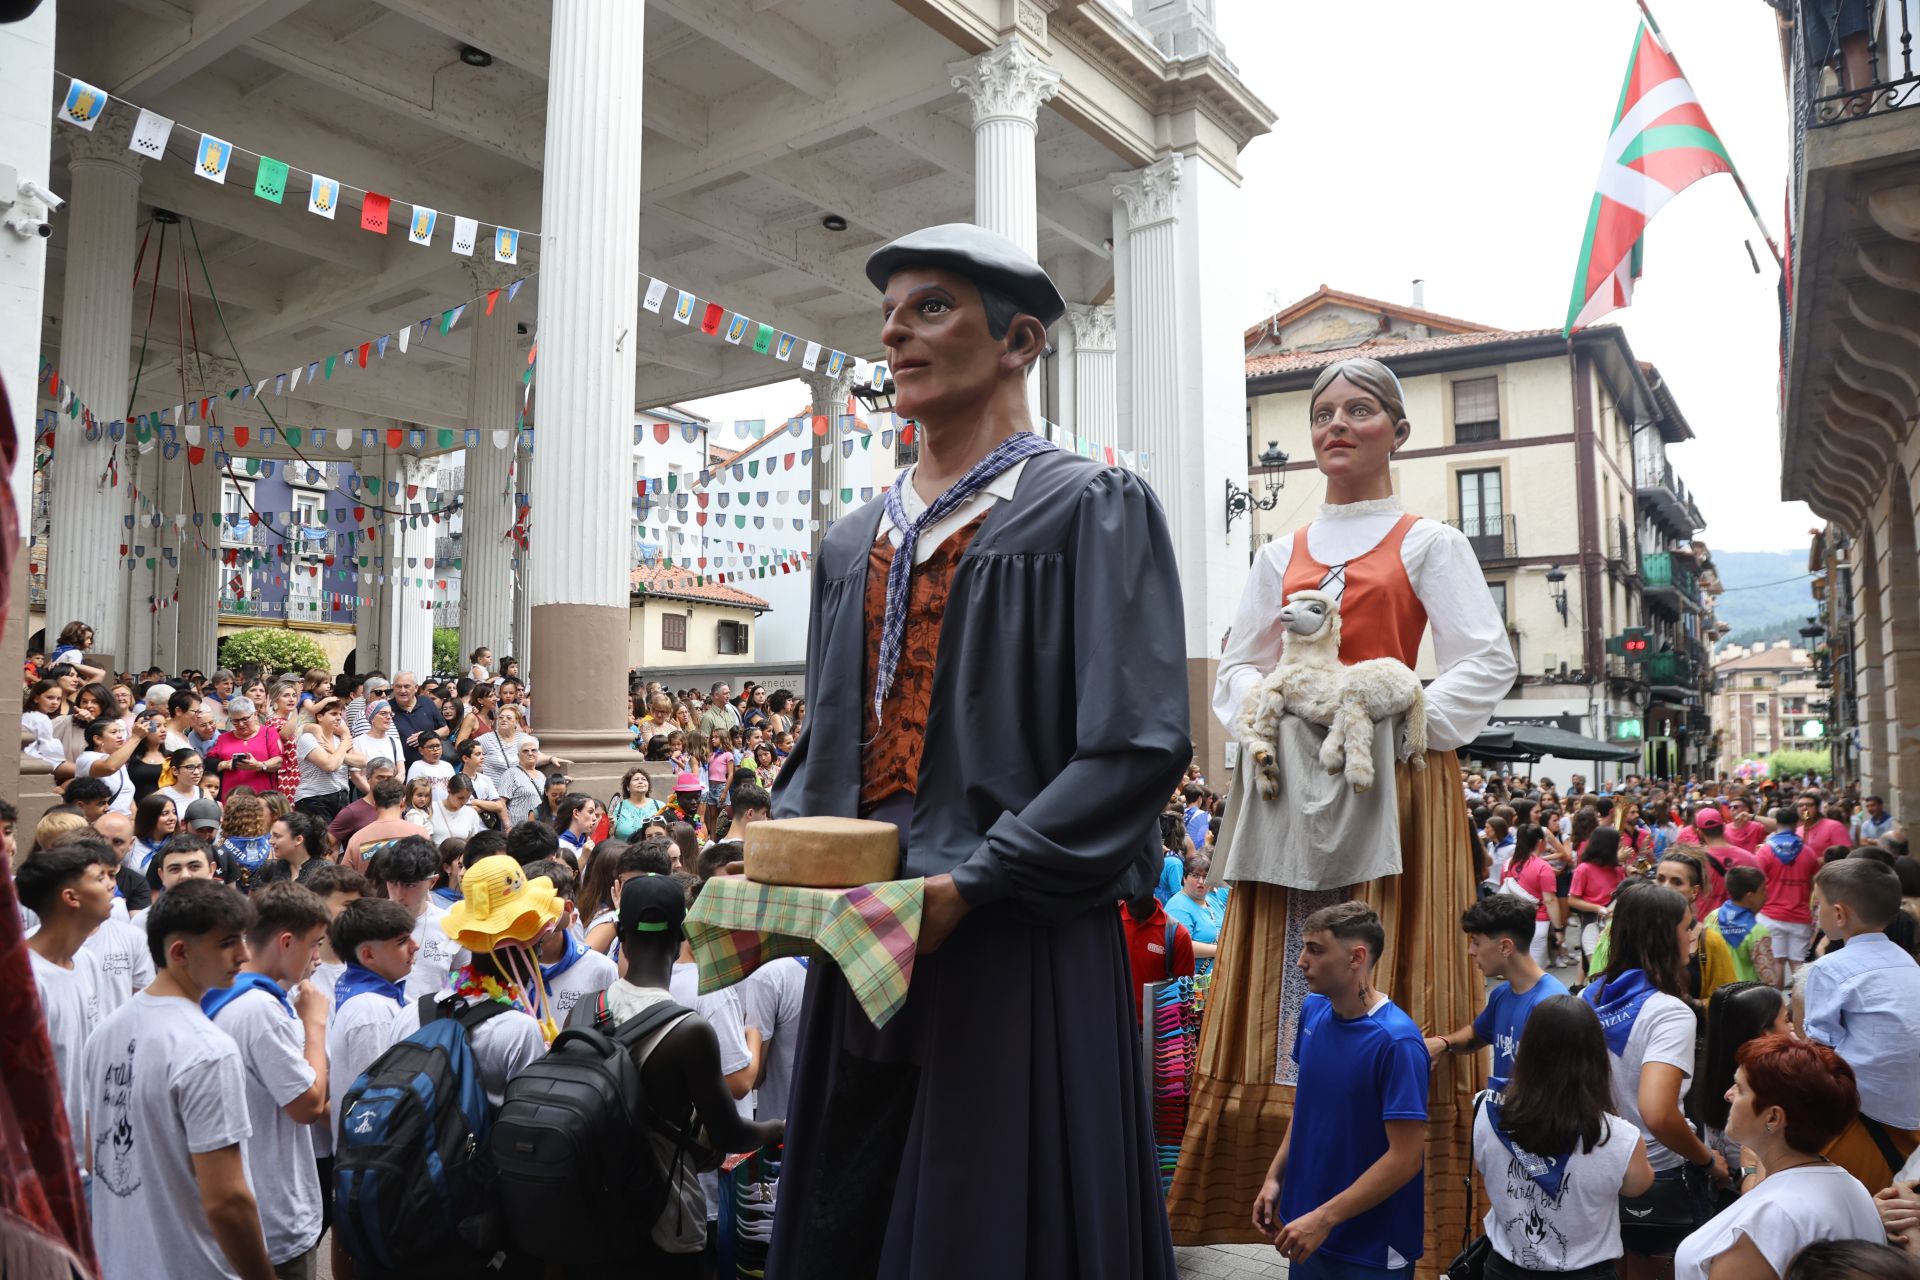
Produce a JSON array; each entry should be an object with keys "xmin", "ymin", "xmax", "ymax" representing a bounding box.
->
[
  {"xmin": 898, "ymin": 456, "xmax": 1030, "ymax": 523},
  {"xmin": 1318, "ymin": 495, "xmax": 1404, "ymax": 521}
]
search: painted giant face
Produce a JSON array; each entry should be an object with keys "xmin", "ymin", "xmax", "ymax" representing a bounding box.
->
[
  {"xmin": 879, "ymin": 267, "xmax": 1024, "ymax": 426},
  {"xmin": 1309, "ymin": 375, "xmax": 1405, "ymax": 484}
]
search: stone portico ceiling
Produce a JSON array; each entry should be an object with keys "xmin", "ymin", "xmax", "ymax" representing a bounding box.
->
[{"xmin": 40, "ymin": 0, "xmax": 1264, "ymax": 440}]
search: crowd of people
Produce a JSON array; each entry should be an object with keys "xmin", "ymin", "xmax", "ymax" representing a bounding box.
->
[
  {"xmin": 1172, "ymin": 763, "xmax": 1920, "ymax": 1279},
  {"xmin": 15, "ymin": 617, "xmax": 1920, "ymax": 1280},
  {"xmin": 12, "ymin": 630, "xmax": 814, "ymax": 1278}
]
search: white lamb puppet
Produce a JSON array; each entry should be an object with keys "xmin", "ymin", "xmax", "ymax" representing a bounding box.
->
[{"xmin": 1235, "ymin": 589, "xmax": 1428, "ymax": 797}]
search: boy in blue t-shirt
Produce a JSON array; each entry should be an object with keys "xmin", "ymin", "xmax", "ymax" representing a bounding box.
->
[
  {"xmin": 1254, "ymin": 901, "xmax": 1427, "ymax": 1277},
  {"xmin": 1425, "ymin": 894, "xmax": 1567, "ymax": 1094}
]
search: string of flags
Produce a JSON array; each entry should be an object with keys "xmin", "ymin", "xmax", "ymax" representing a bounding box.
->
[
  {"xmin": 56, "ymin": 73, "xmax": 530, "ymax": 263},
  {"xmin": 34, "ymin": 274, "xmax": 530, "ymax": 469}
]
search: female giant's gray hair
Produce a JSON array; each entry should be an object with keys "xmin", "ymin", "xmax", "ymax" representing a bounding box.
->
[{"xmin": 1308, "ymin": 357, "xmax": 1410, "ymax": 444}]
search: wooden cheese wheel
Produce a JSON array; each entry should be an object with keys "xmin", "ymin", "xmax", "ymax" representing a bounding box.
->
[{"xmin": 742, "ymin": 816, "xmax": 901, "ymax": 888}]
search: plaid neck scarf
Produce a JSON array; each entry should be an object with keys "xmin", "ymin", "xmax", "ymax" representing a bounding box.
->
[{"xmin": 874, "ymin": 431, "xmax": 1057, "ymax": 724}]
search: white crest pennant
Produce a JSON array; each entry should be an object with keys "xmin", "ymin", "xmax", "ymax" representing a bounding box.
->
[
  {"xmin": 801, "ymin": 341, "xmax": 821, "ymax": 372},
  {"xmin": 451, "ymin": 216, "xmax": 478, "ymax": 256},
  {"xmin": 128, "ymin": 108, "xmax": 174, "ymax": 158},
  {"xmin": 396, "ymin": 326, "xmax": 411, "ymax": 355},
  {"xmin": 643, "ymin": 278, "xmax": 668, "ymax": 313}
]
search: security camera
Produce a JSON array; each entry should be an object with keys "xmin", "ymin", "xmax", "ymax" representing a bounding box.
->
[
  {"xmin": 19, "ymin": 180, "xmax": 63, "ymax": 210},
  {"xmin": 4, "ymin": 215, "xmax": 51, "ymax": 239}
]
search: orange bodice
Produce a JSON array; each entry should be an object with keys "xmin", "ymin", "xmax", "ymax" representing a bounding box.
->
[{"xmin": 1281, "ymin": 513, "xmax": 1429, "ymax": 666}]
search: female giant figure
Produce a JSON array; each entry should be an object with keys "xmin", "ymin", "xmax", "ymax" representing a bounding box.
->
[{"xmin": 1167, "ymin": 357, "xmax": 1517, "ymax": 1273}]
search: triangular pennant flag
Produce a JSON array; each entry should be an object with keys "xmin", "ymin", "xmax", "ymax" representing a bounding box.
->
[
  {"xmin": 484, "ymin": 288, "xmax": 501, "ymax": 316},
  {"xmin": 396, "ymin": 325, "xmax": 410, "ymax": 354},
  {"xmin": 441, "ymin": 304, "xmax": 466, "ymax": 335}
]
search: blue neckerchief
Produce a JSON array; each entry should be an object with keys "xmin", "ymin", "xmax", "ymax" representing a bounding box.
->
[
  {"xmin": 1581, "ymin": 968, "xmax": 1659, "ymax": 1055},
  {"xmin": 874, "ymin": 432, "xmax": 1057, "ymax": 724},
  {"xmin": 559, "ymin": 829, "xmax": 586, "ymax": 850},
  {"xmin": 431, "ymin": 885, "xmax": 462, "ymax": 907},
  {"xmin": 202, "ymin": 971, "xmax": 294, "ymax": 1020},
  {"xmin": 334, "ymin": 961, "xmax": 405, "ymax": 1012},
  {"xmin": 542, "ymin": 930, "xmax": 588, "ymax": 985},
  {"xmin": 1766, "ymin": 831, "xmax": 1805, "ymax": 865},
  {"xmin": 1716, "ymin": 902, "xmax": 1758, "ymax": 952},
  {"xmin": 1485, "ymin": 1096, "xmax": 1574, "ymax": 1203}
]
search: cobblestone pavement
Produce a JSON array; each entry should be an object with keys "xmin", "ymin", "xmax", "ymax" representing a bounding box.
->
[{"xmin": 1176, "ymin": 1243, "xmax": 1289, "ymax": 1278}]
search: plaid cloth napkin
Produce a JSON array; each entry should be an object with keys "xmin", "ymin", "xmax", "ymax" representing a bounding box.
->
[{"xmin": 685, "ymin": 876, "xmax": 925, "ymax": 1028}]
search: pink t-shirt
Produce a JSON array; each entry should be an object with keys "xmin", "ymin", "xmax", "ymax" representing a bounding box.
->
[
  {"xmin": 1756, "ymin": 840, "xmax": 1817, "ymax": 924},
  {"xmin": 1723, "ymin": 820, "xmax": 1768, "ymax": 853},
  {"xmin": 1569, "ymin": 862, "xmax": 1630, "ymax": 909},
  {"xmin": 206, "ymin": 724, "xmax": 283, "ymax": 798},
  {"xmin": 1503, "ymin": 857, "xmax": 1561, "ymax": 922},
  {"xmin": 1799, "ymin": 817, "xmax": 1851, "ymax": 860},
  {"xmin": 1691, "ymin": 844, "xmax": 1757, "ymax": 919},
  {"xmin": 708, "ymin": 749, "xmax": 734, "ymax": 784}
]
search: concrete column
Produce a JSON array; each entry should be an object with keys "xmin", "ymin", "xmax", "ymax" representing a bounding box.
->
[
  {"xmin": 528, "ymin": 0, "xmax": 647, "ymax": 781},
  {"xmin": 123, "ymin": 444, "xmax": 162, "ymax": 671},
  {"xmin": 1877, "ymin": 470, "xmax": 1920, "ymax": 817},
  {"xmin": 1855, "ymin": 524, "xmax": 1888, "ymax": 797},
  {"xmin": 950, "ymin": 37, "xmax": 1059, "ymax": 422},
  {"xmin": 1114, "ymin": 152, "xmax": 1250, "ymax": 780},
  {"xmin": 1065, "ymin": 303, "xmax": 1118, "ymax": 454},
  {"xmin": 512, "ymin": 448, "xmax": 532, "ymax": 673},
  {"xmin": 355, "ymin": 448, "xmax": 431, "ymax": 675},
  {"xmin": 46, "ymin": 113, "xmax": 145, "ymax": 668},
  {"xmin": 460, "ymin": 264, "xmax": 520, "ymax": 665},
  {"xmin": 806, "ymin": 365, "xmax": 856, "ymax": 556}
]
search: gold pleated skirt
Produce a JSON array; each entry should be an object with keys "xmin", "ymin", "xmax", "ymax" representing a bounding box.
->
[{"xmin": 1165, "ymin": 749, "xmax": 1485, "ymax": 1277}]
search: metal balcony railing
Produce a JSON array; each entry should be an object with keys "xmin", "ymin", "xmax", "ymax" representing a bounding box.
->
[
  {"xmin": 1800, "ymin": 0, "xmax": 1920, "ymax": 129},
  {"xmin": 1444, "ymin": 513, "xmax": 1518, "ymax": 561},
  {"xmin": 1607, "ymin": 515, "xmax": 1636, "ymax": 568},
  {"xmin": 1641, "ymin": 550, "xmax": 1701, "ymax": 601},
  {"xmin": 1647, "ymin": 651, "xmax": 1695, "ymax": 688}
]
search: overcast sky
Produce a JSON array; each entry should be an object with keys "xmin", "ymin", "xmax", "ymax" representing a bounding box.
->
[{"xmin": 687, "ymin": 0, "xmax": 1808, "ymax": 553}]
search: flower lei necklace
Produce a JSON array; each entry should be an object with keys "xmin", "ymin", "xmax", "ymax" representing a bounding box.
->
[{"xmin": 452, "ymin": 964, "xmax": 521, "ymax": 1006}]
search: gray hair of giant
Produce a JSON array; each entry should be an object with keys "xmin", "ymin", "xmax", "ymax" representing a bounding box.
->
[{"xmin": 1309, "ymin": 357, "xmax": 1410, "ymax": 444}]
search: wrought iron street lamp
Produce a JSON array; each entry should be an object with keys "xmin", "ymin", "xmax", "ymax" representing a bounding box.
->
[
  {"xmin": 1225, "ymin": 441, "xmax": 1288, "ymax": 534},
  {"xmin": 1546, "ymin": 565, "xmax": 1569, "ymax": 625}
]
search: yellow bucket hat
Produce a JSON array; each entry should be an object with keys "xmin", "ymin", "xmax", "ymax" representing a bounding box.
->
[{"xmin": 441, "ymin": 854, "xmax": 562, "ymax": 953}]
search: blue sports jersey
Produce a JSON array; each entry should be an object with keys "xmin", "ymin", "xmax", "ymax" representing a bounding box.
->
[
  {"xmin": 1281, "ymin": 993, "xmax": 1430, "ymax": 1269},
  {"xmin": 1471, "ymin": 972, "xmax": 1568, "ymax": 1094}
]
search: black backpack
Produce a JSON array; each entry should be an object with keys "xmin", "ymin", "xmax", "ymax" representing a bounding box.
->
[
  {"xmin": 490, "ymin": 993, "xmax": 694, "ymax": 1266},
  {"xmin": 334, "ymin": 995, "xmax": 512, "ymax": 1278}
]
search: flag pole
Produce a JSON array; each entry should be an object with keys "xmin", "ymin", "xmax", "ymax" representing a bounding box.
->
[{"xmin": 1635, "ymin": 0, "xmax": 1785, "ymax": 267}]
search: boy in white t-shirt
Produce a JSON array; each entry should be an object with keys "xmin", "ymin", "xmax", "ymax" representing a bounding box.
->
[
  {"xmin": 405, "ymin": 734, "xmax": 456, "ymax": 801},
  {"xmin": 202, "ymin": 882, "xmax": 334, "ymax": 1278},
  {"xmin": 364, "ymin": 835, "xmax": 468, "ymax": 1001},
  {"xmin": 18, "ymin": 839, "xmax": 115, "ymax": 1174},
  {"xmin": 82, "ymin": 879, "xmax": 274, "ymax": 1280},
  {"xmin": 381, "ymin": 856, "xmax": 552, "ymax": 1105}
]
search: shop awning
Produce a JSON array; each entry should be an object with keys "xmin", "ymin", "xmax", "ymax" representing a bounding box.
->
[{"xmin": 1466, "ymin": 724, "xmax": 1641, "ymax": 764}]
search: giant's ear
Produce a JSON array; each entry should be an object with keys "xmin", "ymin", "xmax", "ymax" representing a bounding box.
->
[{"xmin": 998, "ymin": 315, "xmax": 1050, "ymax": 376}]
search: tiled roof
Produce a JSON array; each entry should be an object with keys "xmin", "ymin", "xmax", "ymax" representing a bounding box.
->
[
  {"xmin": 629, "ymin": 564, "xmax": 772, "ymax": 611},
  {"xmin": 1243, "ymin": 285, "xmax": 1498, "ymax": 346},
  {"xmin": 1246, "ymin": 327, "xmax": 1566, "ymax": 379},
  {"xmin": 1711, "ymin": 646, "xmax": 1808, "ymax": 672}
]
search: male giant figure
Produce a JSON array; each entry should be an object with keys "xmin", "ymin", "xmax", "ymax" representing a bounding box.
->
[{"xmin": 768, "ymin": 223, "xmax": 1190, "ymax": 1277}]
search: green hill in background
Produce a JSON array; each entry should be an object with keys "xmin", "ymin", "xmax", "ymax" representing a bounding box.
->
[{"xmin": 1710, "ymin": 549, "xmax": 1818, "ymax": 647}]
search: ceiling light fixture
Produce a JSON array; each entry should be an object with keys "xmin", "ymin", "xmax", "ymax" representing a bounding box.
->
[
  {"xmin": 460, "ymin": 45, "xmax": 494, "ymax": 67},
  {"xmin": 822, "ymin": 214, "xmax": 849, "ymax": 232}
]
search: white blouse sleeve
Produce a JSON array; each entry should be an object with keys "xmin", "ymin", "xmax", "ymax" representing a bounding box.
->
[
  {"xmin": 1212, "ymin": 536, "xmax": 1294, "ymax": 736},
  {"xmin": 1405, "ymin": 522, "xmax": 1519, "ymax": 751}
]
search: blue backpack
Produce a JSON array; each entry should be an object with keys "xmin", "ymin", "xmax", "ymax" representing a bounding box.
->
[{"xmin": 334, "ymin": 995, "xmax": 512, "ymax": 1278}]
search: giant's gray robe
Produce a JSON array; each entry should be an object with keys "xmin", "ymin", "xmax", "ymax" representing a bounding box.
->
[{"xmin": 766, "ymin": 447, "xmax": 1189, "ymax": 1278}]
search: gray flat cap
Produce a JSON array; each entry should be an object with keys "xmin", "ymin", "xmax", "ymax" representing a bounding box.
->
[{"xmin": 865, "ymin": 223, "xmax": 1066, "ymax": 329}]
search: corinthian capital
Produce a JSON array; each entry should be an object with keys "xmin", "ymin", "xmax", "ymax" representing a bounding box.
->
[
  {"xmin": 949, "ymin": 37, "xmax": 1063, "ymax": 127},
  {"xmin": 1113, "ymin": 156, "xmax": 1184, "ymax": 230},
  {"xmin": 1067, "ymin": 303, "xmax": 1116, "ymax": 351},
  {"xmin": 64, "ymin": 107, "xmax": 145, "ymax": 171}
]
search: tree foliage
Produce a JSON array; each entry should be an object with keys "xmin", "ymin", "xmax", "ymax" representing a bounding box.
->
[
  {"xmin": 433, "ymin": 628, "xmax": 460, "ymax": 675},
  {"xmin": 1766, "ymin": 749, "xmax": 1829, "ymax": 781},
  {"xmin": 217, "ymin": 628, "xmax": 330, "ymax": 676}
]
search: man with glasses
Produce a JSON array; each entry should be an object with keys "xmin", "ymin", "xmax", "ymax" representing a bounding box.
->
[
  {"xmin": 1796, "ymin": 792, "xmax": 1852, "ymax": 861},
  {"xmin": 1722, "ymin": 795, "xmax": 1769, "ymax": 854},
  {"xmin": 387, "ymin": 671, "xmax": 450, "ymax": 768},
  {"xmin": 205, "ymin": 696, "xmax": 281, "ymax": 798}
]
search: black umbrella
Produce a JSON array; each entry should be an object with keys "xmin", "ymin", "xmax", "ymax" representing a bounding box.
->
[{"xmin": 1467, "ymin": 724, "xmax": 1639, "ymax": 764}]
